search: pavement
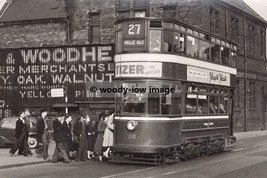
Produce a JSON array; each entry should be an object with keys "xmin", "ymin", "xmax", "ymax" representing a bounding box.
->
[
  {"xmin": 0, "ymin": 141, "xmax": 56, "ymax": 169},
  {"xmin": 1, "ymin": 130, "xmax": 267, "ymax": 169}
]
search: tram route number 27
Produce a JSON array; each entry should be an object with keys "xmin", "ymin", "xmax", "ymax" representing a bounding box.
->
[
  {"xmin": 128, "ymin": 24, "xmax": 141, "ymax": 35},
  {"xmin": 128, "ymin": 133, "xmax": 136, "ymax": 139}
]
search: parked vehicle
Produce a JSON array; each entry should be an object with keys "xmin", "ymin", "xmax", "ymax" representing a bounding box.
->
[{"xmin": 0, "ymin": 117, "xmax": 39, "ymax": 148}]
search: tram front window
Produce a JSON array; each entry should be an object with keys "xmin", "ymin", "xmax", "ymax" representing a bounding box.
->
[{"xmin": 122, "ymin": 83, "xmax": 146, "ymax": 114}]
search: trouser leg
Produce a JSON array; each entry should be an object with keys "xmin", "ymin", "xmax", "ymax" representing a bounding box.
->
[
  {"xmin": 57, "ymin": 142, "xmax": 70, "ymax": 162},
  {"xmin": 76, "ymin": 139, "xmax": 84, "ymax": 161},
  {"xmin": 42, "ymin": 132, "xmax": 49, "ymax": 159},
  {"xmin": 63, "ymin": 141, "xmax": 70, "ymax": 158},
  {"xmin": 82, "ymin": 140, "xmax": 88, "ymax": 161},
  {"xmin": 9, "ymin": 137, "xmax": 23, "ymax": 154},
  {"xmin": 52, "ymin": 142, "xmax": 60, "ymax": 162}
]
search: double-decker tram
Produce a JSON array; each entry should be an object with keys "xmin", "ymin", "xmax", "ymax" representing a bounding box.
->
[{"xmin": 111, "ymin": 18, "xmax": 237, "ymax": 164}]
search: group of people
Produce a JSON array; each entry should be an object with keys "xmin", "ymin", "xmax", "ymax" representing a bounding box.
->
[
  {"xmin": 72, "ymin": 109, "xmax": 115, "ymax": 162},
  {"xmin": 9, "ymin": 108, "xmax": 115, "ymax": 163}
]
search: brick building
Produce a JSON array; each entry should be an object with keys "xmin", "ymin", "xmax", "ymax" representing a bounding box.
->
[{"xmin": 0, "ymin": 0, "xmax": 266, "ymax": 131}]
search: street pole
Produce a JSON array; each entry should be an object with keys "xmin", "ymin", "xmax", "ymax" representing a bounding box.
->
[{"xmin": 65, "ymin": 87, "xmax": 68, "ymax": 114}]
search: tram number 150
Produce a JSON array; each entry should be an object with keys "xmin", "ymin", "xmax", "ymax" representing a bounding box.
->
[
  {"xmin": 128, "ymin": 24, "xmax": 141, "ymax": 35},
  {"xmin": 128, "ymin": 133, "xmax": 136, "ymax": 139}
]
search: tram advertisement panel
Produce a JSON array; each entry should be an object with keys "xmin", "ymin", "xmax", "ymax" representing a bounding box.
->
[
  {"xmin": 187, "ymin": 66, "xmax": 230, "ymax": 86},
  {"xmin": 0, "ymin": 45, "xmax": 115, "ymax": 117}
]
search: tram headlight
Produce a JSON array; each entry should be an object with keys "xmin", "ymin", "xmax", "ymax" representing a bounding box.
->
[{"xmin": 126, "ymin": 120, "xmax": 138, "ymax": 131}]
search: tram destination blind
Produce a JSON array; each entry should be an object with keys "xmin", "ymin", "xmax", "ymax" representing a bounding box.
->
[{"xmin": 122, "ymin": 22, "xmax": 145, "ymax": 51}]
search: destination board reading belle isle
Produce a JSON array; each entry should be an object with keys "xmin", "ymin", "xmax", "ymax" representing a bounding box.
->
[{"xmin": 0, "ymin": 45, "xmax": 115, "ymax": 117}]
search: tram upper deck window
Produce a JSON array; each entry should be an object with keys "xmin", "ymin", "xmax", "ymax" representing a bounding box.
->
[
  {"xmin": 163, "ymin": 30, "xmax": 173, "ymax": 52},
  {"xmin": 199, "ymin": 40, "xmax": 210, "ymax": 60},
  {"xmin": 186, "ymin": 36, "xmax": 199, "ymax": 58},
  {"xmin": 211, "ymin": 43, "xmax": 221, "ymax": 63},
  {"xmin": 229, "ymin": 51, "xmax": 236, "ymax": 67},
  {"xmin": 221, "ymin": 46, "xmax": 230, "ymax": 65},
  {"xmin": 173, "ymin": 32, "xmax": 185, "ymax": 54},
  {"xmin": 149, "ymin": 30, "xmax": 161, "ymax": 52}
]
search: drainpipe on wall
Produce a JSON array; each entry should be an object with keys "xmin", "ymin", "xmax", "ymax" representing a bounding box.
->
[
  {"xmin": 65, "ymin": 17, "xmax": 70, "ymax": 44},
  {"xmin": 243, "ymin": 14, "xmax": 247, "ymax": 132}
]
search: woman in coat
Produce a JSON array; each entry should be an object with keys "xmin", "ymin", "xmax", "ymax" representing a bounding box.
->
[
  {"xmin": 94, "ymin": 113, "xmax": 107, "ymax": 161},
  {"xmin": 102, "ymin": 109, "xmax": 114, "ymax": 158}
]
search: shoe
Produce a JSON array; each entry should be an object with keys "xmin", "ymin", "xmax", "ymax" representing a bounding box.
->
[
  {"xmin": 64, "ymin": 160, "xmax": 70, "ymax": 163},
  {"xmin": 9, "ymin": 151, "xmax": 14, "ymax": 157},
  {"xmin": 75, "ymin": 159, "xmax": 80, "ymax": 162},
  {"xmin": 87, "ymin": 155, "xmax": 91, "ymax": 160},
  {"xmin": 103, "ymin": 151, "xmax": 108, "ymax": 158},
  {"xmin": 44, "ymin": 158, "xmax": 50, "ymax": 161},
  {"xmin": 99, "ymin": 155, "xmax": 102, "ymax": 162},
  {"xmin": 24, "ymin": 154, "xmax": 32, "ymax": 157}
]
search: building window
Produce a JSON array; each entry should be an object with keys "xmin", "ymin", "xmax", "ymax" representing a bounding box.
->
[
  {"xmin": 90, "ymin": 12, "xmax": 100, "ymax": 44},
  {"xmin": 133, "ymin": 0, "xmax": 146, "ymax": 8},
  {"xmin": 248, "ymin": 81, "xmax": 256, "ymax": 109},
  {"xmin": 133, "ymin": 0, "xmax": 146, "ymax": 17},
  {"xmin": 248, "ymin": 25, "xmax": 255, "ymax": 54},
  {"xmin": 134, "ymin": 11, "xmax": 146, "ymax": 17},
  {"xmin": 210, "ymin": 7, "xmax": 219, "ymax": 34},
  {"xmin": 117, "ymin": 0, "xmax": 147, "ymax": 19},
  {"xmin": 119, "ymin": 0, "xmax": 130, "ymax": 9},
  {"xmin": 230, "ymin": 16, "xmax": 239, "ymax": 42},
  {"xmin": 234, "ymin": 80, "xmax": 241, "ymax": 109}
]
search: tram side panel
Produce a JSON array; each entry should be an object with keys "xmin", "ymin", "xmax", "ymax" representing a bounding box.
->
[
  {"xmin": 113, "ymin": 118, "xmax": 182, "ymax": 154},
  {"xmin": 181, "ymin": 117, "xmax": 230, "ymax": 141}
]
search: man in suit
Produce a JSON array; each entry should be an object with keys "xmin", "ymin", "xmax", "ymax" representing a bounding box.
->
[
  {"xmin": 51, "ymin": 113, "xmax": 70, "ymax": 163},
  {"xmin": 9, "ymin": 111, "xmax": 28, "ymax": 156},
  {"xmin": 23, "ymin": 109, "xmax": 33, "ymax": 156},
  {"xmin": 74, "ymin": 113, "xmax": 88, "ymax": 162},
  {"xmin": 36, "ymin": 109, "xmax": 50, "ymax": 160},
  {"xmin": 62, "ymin": 114, "xmax": 73, "ymax": 158}
]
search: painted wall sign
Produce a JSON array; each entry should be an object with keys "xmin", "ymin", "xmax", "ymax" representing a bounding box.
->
[
  {"xmin": 115, "ymin": 62, "xmax": 162, "ymax": 78},
  {"xmin": 0, "ymin": 45, "xmax": 115, "ymax": 117},
  {"xmin": 187, "ymin": 66, "xmax": 230, "ymax": 86}
]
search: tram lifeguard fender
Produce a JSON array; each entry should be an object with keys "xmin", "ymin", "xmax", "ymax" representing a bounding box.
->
[{"xmin": 116, "ymin": 64, "xmax": 144, "ymax": 75}]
